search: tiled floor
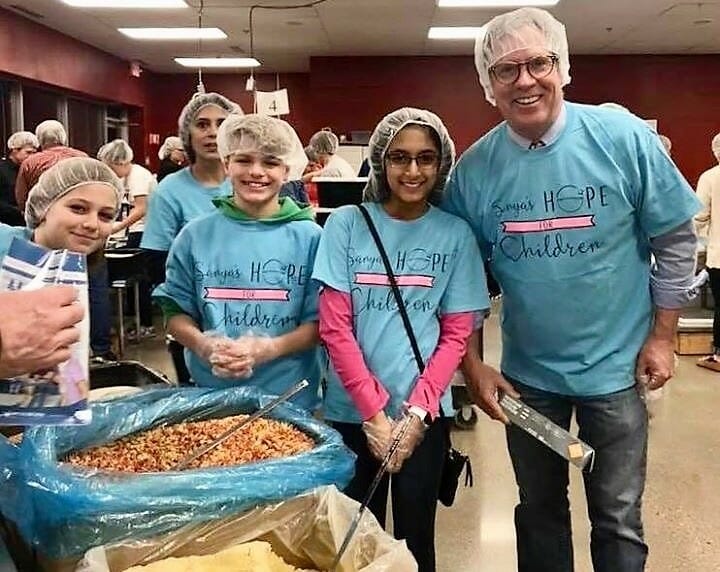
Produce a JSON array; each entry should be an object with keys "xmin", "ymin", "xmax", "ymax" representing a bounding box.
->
[{"xmin": 121, "ymin": 307, "xmax": 720, "ymax": 572}]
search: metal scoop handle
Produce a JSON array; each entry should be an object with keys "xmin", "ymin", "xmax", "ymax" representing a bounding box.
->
[
  {"xmin": 171, "ymin": 379, "xmax": 309, "ymax": 471},
  {"xmin": 331, "ymin": 415, "xmax": 413, "ymax": 571}
]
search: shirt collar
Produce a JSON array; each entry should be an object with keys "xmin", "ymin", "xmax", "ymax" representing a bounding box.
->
[{"xmin": 507, "ymin": 103, "xmax": 567, "ymax": 149}]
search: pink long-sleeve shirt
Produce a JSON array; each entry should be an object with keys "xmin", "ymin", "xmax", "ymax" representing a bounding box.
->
[{"xmin": 318, "ymin": 286, "xmax": 474, "ymax": 420}]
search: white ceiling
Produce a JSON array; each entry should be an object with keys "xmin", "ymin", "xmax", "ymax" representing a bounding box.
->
[{"xmin": 3, "ymin": 0, "xmax": 720, "ymax": 73}]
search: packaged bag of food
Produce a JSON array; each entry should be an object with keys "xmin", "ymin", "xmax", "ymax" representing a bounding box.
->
[
  {"xmin": 0, "ymin": 386, "xmax": 355, "ymax": 569},
  {"xmin": 0, "ymin": 238, "xmax": 90, "ymax": 426}
]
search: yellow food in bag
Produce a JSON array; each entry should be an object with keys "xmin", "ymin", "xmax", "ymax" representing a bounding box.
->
[{"xmin": 123, "ymin": 540, "xmax": 316, "ymax": 572}]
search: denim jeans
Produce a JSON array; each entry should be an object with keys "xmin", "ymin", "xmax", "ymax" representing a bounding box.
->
[
  {"xmin": 505, "ymin": 378, "xmax": 648, "ymax": 572},
  {"xmin": 88, "ymin": 259, "xmax": 112, "ymax": 354}
]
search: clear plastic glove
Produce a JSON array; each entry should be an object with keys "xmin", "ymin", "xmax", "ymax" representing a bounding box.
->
[
  {"xmin": 245, "ymin": 334, "xmax": 278, "ymax": 366},
  {"xmin": 386, "ymin": 410, "xmax": 427, "ymax": 474},
  {"xmin": 209, "ymin": 336, "xmax": 255, "ymax": 379},
  {"xmin": 196, "ymin": 331, "xmax": 231, "ymax": 362},
  {"xmin": 362, "ymin": 411, "xmax": 393, "ymax": 462}
]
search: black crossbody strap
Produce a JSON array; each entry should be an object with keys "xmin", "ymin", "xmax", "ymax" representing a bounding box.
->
[{"xmin": 356, "ymin": 205, "xmax": 450, "ymax": 424}]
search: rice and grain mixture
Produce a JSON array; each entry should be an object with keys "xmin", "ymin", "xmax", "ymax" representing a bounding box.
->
[{"xmin": 65, "ymin": 415, "xmax": 315, "ymax": 472}]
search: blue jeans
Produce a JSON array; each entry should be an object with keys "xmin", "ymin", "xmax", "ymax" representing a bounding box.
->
[
  {"xmin": 505, "ymin": 379, "xmax": 648, "ymax": 572},
  {"xmin": 88, "ymin": 259, "xmax": 112, "ymax": 354}
]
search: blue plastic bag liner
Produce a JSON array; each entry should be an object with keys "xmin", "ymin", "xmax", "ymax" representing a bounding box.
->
[
  {"xmin": 0, "ymin": 237, "xmax": 91, "ymax": 426},
  {"xmin": 0, "ymin": 386, "xmax": 355, "ymax": 561}
]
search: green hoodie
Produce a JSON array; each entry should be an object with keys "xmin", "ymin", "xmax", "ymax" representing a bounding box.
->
[{"xmin": 212, "ymin": 195, "xmax": 315, "ymax": 223}]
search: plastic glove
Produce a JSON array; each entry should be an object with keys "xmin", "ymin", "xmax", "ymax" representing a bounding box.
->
[
  {"xmin": 361, "ymin": 411, "xmax": 393, "ymax": 462},
  {"xmin": 196, "ymin": 331, "xmax": 232, "ymax": 362},
  {"xmin": 386, "ymin": 410, "xmax": 427, "ymax": 474},
  {"xmin": 209, "ymin": 337, "xmax": 255, "ymax": 379},
  {"xmin": 245, "ymin": 334, "xmax": 278, "ymax": 366}
]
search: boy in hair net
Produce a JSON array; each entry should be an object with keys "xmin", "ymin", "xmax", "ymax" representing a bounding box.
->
[
  {"xmin": 153, "ymin": 114, "xmax": 322, "ymax": 410},
  {"xmin": 313, "ymin": 107, "xmax": 488, "ymax": 570},
  {"xmin": 141, "ymin": 92, "xmax": 241, "ymax": 382},
  {"xmin": 307, "ymin": 129, "xmax": 356, "ymax": 178},
  {"xmin": 442, "ymin": 7, "xmax": 700, "ymax": 571}
]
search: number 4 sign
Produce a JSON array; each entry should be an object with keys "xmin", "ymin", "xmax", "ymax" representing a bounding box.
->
[{"xmin": 256, "ymin": 89, "xmax": 290, "ymax": 117}]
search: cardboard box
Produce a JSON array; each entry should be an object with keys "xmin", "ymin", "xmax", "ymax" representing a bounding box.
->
[{"xmin": 675, "ymin": 330, "xmax": 713, "ymax": 355}]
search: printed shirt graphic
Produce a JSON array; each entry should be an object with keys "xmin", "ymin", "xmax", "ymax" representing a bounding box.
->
[
  {"xmin": 443, "ymin": 102, "xmax": 701, "ymax": 396},
  {"xmin": 312, "ymin": 202, "xmax": 489, "ymax": 423},
  {"xmin": 152, "ymin": 211, "xmax": 323, "ymax": 410},
  {"xmin": 141, "ymin": 167, "xmax": 232, "ymax": 251}
]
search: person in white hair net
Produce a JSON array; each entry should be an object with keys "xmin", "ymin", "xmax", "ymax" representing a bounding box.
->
[
  {"xmin": 312, "ymin": 107, "xmax": 488, "ymax": 571},
  {"xmin": 97, "ymin": 139, "xmax": 158, "ymax": 337},
  {"xmin": 307, "ymin": 129, "xmax": 356, "ymax": 178},
  {"xmin": 0, "ymin": 157, "xmax": 121, "ymax": 264},
  {"xmin": 442, "ymin": 7, "xmax": 701, "ymax": 571},
  {"xmin": 0, "ymin": 131, "xmax": 38, "ymax": 224},
  {"xmin": 157, "ymin": 136, "xmax": 187, "ymax": 183},
  {"xmin": 153, "ymin": 113, "xmax": 322, "ymax": 409},
  {"xmin": 15, "ymin": 120, "xmax": 87, "ymax": 211},
  {"xmin": 141, "ymin": 92, "xmax": 242, "ymax": 383},
  {"xmin": 694, "ymin": 132, "xmax": 720, "ymax": 369}
]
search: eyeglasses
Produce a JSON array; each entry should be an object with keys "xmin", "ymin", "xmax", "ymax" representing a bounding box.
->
[
  {"xmin": 385, "ymin": 151, "xmax": 439, "ymax": 169},
  {"xmin": 489, "ymin": 54, "xmax": 559, "ymax": 85}
]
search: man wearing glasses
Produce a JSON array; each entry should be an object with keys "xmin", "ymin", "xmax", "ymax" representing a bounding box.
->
[{"xmin": 442, "ymin": 7, "xmax": 700, "ymax": 572}]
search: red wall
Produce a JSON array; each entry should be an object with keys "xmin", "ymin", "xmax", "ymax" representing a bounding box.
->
[
  {"xmin": 0, "ymin": 7, "xmax": 150, "ymax": 160},
  {"xmin": 1, "ymin": 5, "xmax": 718, "ymax": 186}
]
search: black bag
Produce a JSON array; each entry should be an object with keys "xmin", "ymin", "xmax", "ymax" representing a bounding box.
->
[{"xmin": 357, "ymin": 205, "xmax": 473, "ymax": 507}]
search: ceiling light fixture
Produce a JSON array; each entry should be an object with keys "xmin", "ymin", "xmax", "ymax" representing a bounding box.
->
[
  {"xmin": 428, "ymin": 26, "xmax": 487, "ymax": 39},
  {"xmin": 62, "ymin": 0, "xmax": 188, "ymax": 7},
  {"xmin": 174, "ymin": 57, "xmax": 261, "ymax": 68},
  {"xmin": 119, "ymin": 27, "xmax": 226, "ymax": 40},
  {"xmin": 438, "ymin": 0, "xmax": 559, "ymax": 7}
]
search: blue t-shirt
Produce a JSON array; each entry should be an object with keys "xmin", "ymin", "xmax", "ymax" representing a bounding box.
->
[
  {"xmin": 0, "ymin": 225, "xmax": 32, "ymax": 260},
  {"xmin": 443, "ymin": 101, "xmax": 701, "ymax": 397},
  {"xmin": 141, "ymin": 167, "xmax": 232, "ymax": 251},
  {"xmin": 312, "ymin": 202, "xmax": 489, "ymax": 423},
  {"xmin": 152, "ymin": 209, "xmax": 323, "ymax": 411}
]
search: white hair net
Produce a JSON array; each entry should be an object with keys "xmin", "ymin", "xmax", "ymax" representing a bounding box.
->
[
  {"xmin": 308, "ymin": 130, "xmax": 339, "ymax": 155},
  {"xmin": 97, "ymin": 139, "xmax": 133, "ymax": 164},
  {"xmin": 364, "ymin": 107, "xmax": 455, "ymax": 207},
  {"xmin": 7, "ymin": 131, "xmax": 38, "ymax": 150},
  {"xmin": 217, "ymin": 114, "xmax": 306, "ymax": 179},
  {"xmin": 711, "ymin": 133, "xmax": 720, "ymax": 160},
  {"xmin": 158, "ymin": 135, "xmax": 184, "ymax": 160},
  {"xmin": 474, "ymin": 7, "xmax": 571, "ymax": 106},
  {"xmin": 25, "ymin": 157, "xmax": 123, "ymax": 229},
  {"xmin": 35, "ymin": 120, "xmax": 68, "ymax": 148},
  {"xmin": 178, "ymin": 92, "xmax": 241, "ymax": 163}
]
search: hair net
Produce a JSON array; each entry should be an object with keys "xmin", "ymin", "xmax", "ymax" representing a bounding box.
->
[
  {"xmin": 712, "ymin": 133, "xmax": 720, "ymax": 160},
  {"xmin": 308, "ymin": 130, "xmax": 339, "ymax": 155},
  {"xmin": 658, "ymin": 134, "xmax": 672, "ymax": 154},
  {"xmin": 474, "ymin": 7, "xmax": 571, "ymax": 106},
  {"xmin": 177, "ymin": 92, "xmax": 241, "ymax": 163},
  {"xmin": 304, "ymin": 145, "xmax": 319, "ymax": 164},
  {"xmin": 97, "ymin": 139, "xmax": 134, "ymax": 164},
  {"xmin": 25, "ymin": 157, "xmax": 123, "ymax": 229},
  {"xmin": 363, "ymin": 107, "xmax": 455, "ymax": 207},
  {"xmin": 217, "ymin": 114, "xmax": 307, "ymax": 179},
  {"xmin": 35, "ymin": 120, "xmax": 68, "ymax": 148},
  {"xmin": 158, "ymin": 135, "xmax": 184, "ymax": 160},
  {"xmin": 7, "ymin": 131, "xmax": 39, "ymax": 150}
]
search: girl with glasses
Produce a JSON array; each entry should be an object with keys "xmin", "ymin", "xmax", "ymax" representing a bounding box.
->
[{"xmin": 312, "ymin": 107, "xmax": 489, "ymax": 572}]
